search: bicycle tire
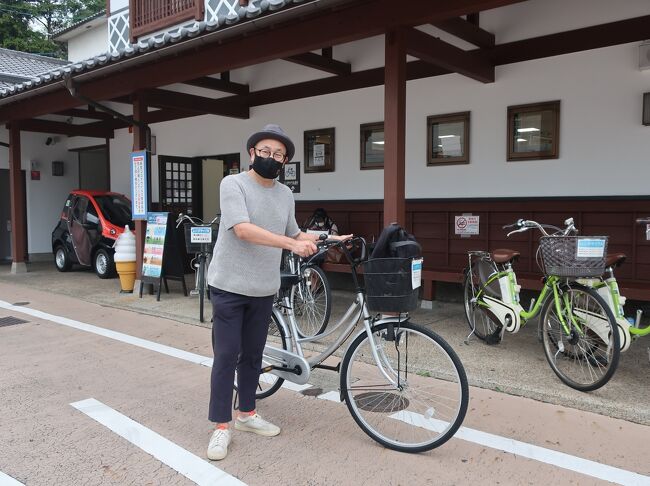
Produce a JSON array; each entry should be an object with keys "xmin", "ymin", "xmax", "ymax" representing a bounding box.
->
[
  {"xmin": 234, "ymin": 312, "xmax": 287, "ymax": 400},
  {"xmin": 463, "ymin": 266, "xmax": 501, "ymax": 341},
  {"xmin": 539, "ymin": 282, "xmax": 620, "ymax": 392},
  {"xmin": 291, "ymin": 265, "xmax": 331, "ymax": 338},
  {"xmin": 340, "ymin": 321, "xmax": 468, "ymax": 453}
]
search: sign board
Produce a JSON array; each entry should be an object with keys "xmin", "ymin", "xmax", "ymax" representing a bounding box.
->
[
  {"xmin": 455, "ymin": 215, "xmax": 479, "ymax": 236},
  {"xmin": 646, "ymin": 224, "xmax": 650, "ymax": 241},
  {"xmin": 142, "ymin": 212, "xmax": 168, "ymax": 278},
  {"xmin": 411, "ymin": 258, "xmax": 423, "ymax": 289},
  {"xmin": 279, "ymin": 161, "xmax": 301, "ymax": 193},
  {"xmin": 576, "ymin": 238, "xmax": 606, "ymax": 258},
  {"xmin": 130, "ymin": 151, "xmax": 149, "ymax": 219},
  {"xmin": 190, "ymin": 226, "xmax": 212, "ymax": 244}
]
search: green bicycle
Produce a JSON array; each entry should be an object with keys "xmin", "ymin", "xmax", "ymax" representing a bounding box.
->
[
  {"xmin": 575, "ymin": 217, "xmax": 650, "ymax": 353},
  {"xmin": 463, "ymin": 218, "xmax": 620, "ymax": 392}
]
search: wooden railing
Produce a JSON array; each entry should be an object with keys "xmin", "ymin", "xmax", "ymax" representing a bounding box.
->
[{"xmin": 130, "ymin": 0, "xmax": 205, "ymax": 41}]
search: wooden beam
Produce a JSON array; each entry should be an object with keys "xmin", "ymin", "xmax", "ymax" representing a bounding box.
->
[
  {"xmin": 432, "ymin": 16, "xmax": 495, "ymax": 48},
  {"xmin": 143, "ymin": 88, "xmax": 249, "ymax": 119},
  {"xmin": 11, "ymin": 119, "xmax": 113, "ymax": 138},
  {"xmin": 182, "ymin": 76, "xmax": 249, "ymax": 95},
  {"xmin": 56, "ymin": 108, "xmax": 113, "ymax": 120},
  {"xmin": 384, "ymin": 29, "xmax": 407, "ymax": 227},
  {"xmin": 285, "ymin": 52, "xmax": 351, "ymax": 76},
  {"xmin": 405, "ymin": 27, "xmax": 494, "ymax": 83},
  {"xmin": 8, "ymin": 125, "xmax": 26, "ymax": 264}
]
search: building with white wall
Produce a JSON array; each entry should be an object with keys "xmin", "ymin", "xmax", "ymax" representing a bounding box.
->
[{"xmin": 0, "ymin": 0, "xmax": 649, "ymax": 298}]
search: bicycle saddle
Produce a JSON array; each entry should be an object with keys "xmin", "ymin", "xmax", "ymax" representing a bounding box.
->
[
  {"xmin": 490, "ymin": 249, "xmax": 520, "ymax": 264},
  {"xmin": 605, "ymin": 253, "xmax": 626, "ymax": 268},
  {"xmin": 280, "ymin": 272, "xmax": 301, "ymax": 290}
]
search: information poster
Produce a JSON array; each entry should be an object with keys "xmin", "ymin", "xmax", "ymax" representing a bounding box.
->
[
  {"xmin": 313, "ymin": 144, "xmax": 325, "ymax": 167},
  {"xmin": 455, "ymin": 215, "xmax": 480, "ymax": 236},
  {"xmin": 131, "ymin": 151, "xmax": 148, "ymax": 219},
  {"xmin": 279, "ymin": 161, "xmax": 300, "ymax": 193},
  {"xmin": 142, "ymin": 212, "xmax": 168, "ymax": 278}
]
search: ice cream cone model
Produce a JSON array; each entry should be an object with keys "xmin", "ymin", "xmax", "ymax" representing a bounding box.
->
[{"xmin": 113, "ymin": 225, "xmax": 137, "ymax": 293}]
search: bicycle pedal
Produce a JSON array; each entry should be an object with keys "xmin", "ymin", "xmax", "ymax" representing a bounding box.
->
[{"xmin": 485, "ymin": 328, "xmax": 502, "ymax": 345}]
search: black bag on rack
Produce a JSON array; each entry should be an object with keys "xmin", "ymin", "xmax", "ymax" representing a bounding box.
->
[{"xmin": 370, "ymin": 223, "xmax": 421, "ymax": 259}]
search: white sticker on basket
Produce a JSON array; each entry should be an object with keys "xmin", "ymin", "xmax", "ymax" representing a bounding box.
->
[
  {"xmin": 411, "ymin": 258, "xmax": 423, "ymax": 289},
  {"xmin": 576, "ymin": 239, "xmax": 605, "ymax": 258},
  {"xmin": 190, "ymin": 226, "xmax": 212, "ymax": 243}
]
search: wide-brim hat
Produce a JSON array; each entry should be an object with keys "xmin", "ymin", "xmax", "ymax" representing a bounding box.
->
[{"xmin": 246, "ymin": 124, "xmax": 295, "ymax": 162}]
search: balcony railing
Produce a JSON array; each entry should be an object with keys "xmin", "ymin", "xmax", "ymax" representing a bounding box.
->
[{"xmin": 130, "ymin": 0, "xmax": 205, "ymax": 41}]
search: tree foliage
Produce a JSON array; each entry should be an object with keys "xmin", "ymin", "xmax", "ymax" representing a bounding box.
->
[{"xmin": 0, "ymin": 0, "xmax": 104, "ymax": 58}]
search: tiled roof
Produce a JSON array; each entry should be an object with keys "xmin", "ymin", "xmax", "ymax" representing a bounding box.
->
[
  {"xmin": 0, "ymin": 48, "xmax": 69, "ymax": 84},
  {"xmin": 52, "ymin": 10, "xmax": 107, "ymax": 40},
  {"xmin": 0, "ymin": 0, "xmax": 326, "ymax": 101}
]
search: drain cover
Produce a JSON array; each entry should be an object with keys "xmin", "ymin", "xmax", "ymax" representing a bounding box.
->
[
  {"xmin": 0, "ymin": 316, "xmax": 29, "ymax": 327},
  {"xmin": 12, "ymin": 302, "xmax": 30, "ymax": 306},
  {"xmin": 355, "ymin": 392, "xmax": 409, "ymax": 413}
]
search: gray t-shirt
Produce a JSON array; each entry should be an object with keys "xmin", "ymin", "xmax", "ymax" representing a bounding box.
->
[{"xmin": 207, "ymin": 171, "xmax": 300, "ymax": 297}]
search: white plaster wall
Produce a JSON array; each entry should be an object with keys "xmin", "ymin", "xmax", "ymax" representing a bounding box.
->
[
  {"xmin": 67, "ymin": 22, "xmax": 109, "ymax": 62},
  {"xmin": 109, "ymin": 41, "xmax": 650, "ymax": 202},
  {"xmin": 0, "ymin": 129, "xmax": 79, "ymax": 254},
  {"xmin": 110, "ymin": 0, "xmax": 128, "ymax": 13}
]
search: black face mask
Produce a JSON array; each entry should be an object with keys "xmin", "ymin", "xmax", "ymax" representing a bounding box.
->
[{"xmin": 252, "ymin": 154, "xmax": 283, "ymax": 179}]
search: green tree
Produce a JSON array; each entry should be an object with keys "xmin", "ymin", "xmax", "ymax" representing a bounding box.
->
[{"xmin": 0, "ymin": 0, "xmax": 104, "ymax": 58}]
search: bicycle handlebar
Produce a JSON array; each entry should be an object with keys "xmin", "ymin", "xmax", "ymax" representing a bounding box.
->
[
  {"xmin": 303, "ymin": 236, "xmax": 367, "ymax": 266},
  {"xmin": 637, "ymin": 217, "xmax": 650, "ymax": 224},
  {"xmin": 175, "ymin": 212, "xmax": 220, "ymax": 228},
  {"xmin": 505, "ymin": 218, "xmax": 577, "ymax": 238}
]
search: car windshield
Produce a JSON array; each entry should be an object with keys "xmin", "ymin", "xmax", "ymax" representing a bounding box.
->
[{"xmin": 93, "ymin": 195, "xmax": 134, "ymax": 228}]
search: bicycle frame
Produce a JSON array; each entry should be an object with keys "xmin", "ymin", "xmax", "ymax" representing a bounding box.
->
[{"xmin": 264, "ymin": 239, "xmax": 407, "ymax": 389}]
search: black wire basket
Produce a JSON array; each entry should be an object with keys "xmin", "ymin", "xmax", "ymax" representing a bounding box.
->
[
  {"xmin": 538, "ymin": 236, "xmax": 608, "ymax": 278},
  {"xmin": 362, "ymin": 258, "xmax": 420, "ymax": 312},
  {"xmin": 183, "ymin": 223, "xmax": 219, "ymax": 254}
]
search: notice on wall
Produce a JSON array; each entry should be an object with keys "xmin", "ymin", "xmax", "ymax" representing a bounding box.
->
[
  {"xmin": 131, "ymin": 151, "xmax": 148, "ymax": 219},
  {"xmin": 142, "ymin": 212, "xmax": 168, "ymax": 278},
  {"xmin": 455, "ymin": 215, "xmax": 479, "ymax": 236},
  {"xmin": 279, "ymin": 161, "xmax": 300, "ymax": 193},
  {"xmin": 313, "ymin": 144, "xmax": 325, "ymax": 167}
]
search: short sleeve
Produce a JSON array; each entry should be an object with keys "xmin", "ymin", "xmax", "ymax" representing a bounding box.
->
[
  {"xmin": 220, "ymin": 177, "xmax": 250, "ymax": 230},
  {"xmin": 285, "ymin": 194, "xmax": 301, "ymax": 238}
]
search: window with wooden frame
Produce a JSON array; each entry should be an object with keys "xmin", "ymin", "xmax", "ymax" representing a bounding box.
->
[
  {"xmin": 130, "ymin": 0, "xmax": 204, "ymax": 41},
  {"xmin": 360, "ymin": 122, "xmax": 384, "ymax": 170},
  {"xmin": 426, "ymin": 111, "xmax": 470, "ymax": 166},
  {"xmin": 507, "ymin": 101, "xmax": 560, "ymax": 161}
]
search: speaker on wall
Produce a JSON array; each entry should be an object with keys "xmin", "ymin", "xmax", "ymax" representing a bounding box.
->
[{"xmin": 644, "ymin": 93, "xmax": 650, "ymax": 126}]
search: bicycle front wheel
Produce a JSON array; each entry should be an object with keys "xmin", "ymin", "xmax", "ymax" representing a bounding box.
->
[
  {"xmin": 340, "ymin": 321, "xmax": 468, "ymax": 453},
  {"xmin": 540, "ymin": 283, "xmax": 620, "ymax": 392},
  {"xmin": 291, "ymin": 265, "xmax": 331, "ymax": 338}
]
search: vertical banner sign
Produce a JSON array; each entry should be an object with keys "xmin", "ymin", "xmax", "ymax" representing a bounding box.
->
[
  {"xmin": 131, "ymin": 151, "xmax": 148, "ymax": 219},
  {"xmin": 279, "ymin": 161, "xmax": 301, "ymax": 193},
  {"xmin": 142, "ymin": 212, "xmax": 168, "ymax": 278}
]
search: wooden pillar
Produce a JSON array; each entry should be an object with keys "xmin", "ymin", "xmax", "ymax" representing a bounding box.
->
[
  {"xmin": 383, "ymin": 28, "xmax": 407, "ymax": 227},
  {"xmin": 132, "ymin": 93, "xmax": 149, "ymax": 281},
  {"xmin": 8, "ymin": 125, "xmax": 27, "ymax": 273}
]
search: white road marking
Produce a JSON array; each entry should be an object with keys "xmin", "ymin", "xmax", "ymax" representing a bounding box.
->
[
  {"xmin": 0, "ymin": 471, "xmax": 24, "ymax": 485},
  {"xmin": 4, "ymin": 299, "xmax": 649, "ymax": 484},
  {"xmin": 71, "ymin": 398, "xmax": 245, "ymax": 486}
]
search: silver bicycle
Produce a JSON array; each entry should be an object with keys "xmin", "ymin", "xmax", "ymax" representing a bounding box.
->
[{"xmin": 238, "ymin": 237, "xmax": 469, "ymax": 453}]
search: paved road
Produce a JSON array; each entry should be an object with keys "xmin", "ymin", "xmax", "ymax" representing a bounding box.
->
[{"xmin": 1, "ymin": 283, "xmax": 649, "ymax": 485}]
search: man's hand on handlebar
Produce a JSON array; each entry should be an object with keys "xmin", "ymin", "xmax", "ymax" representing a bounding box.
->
[{"xmin": 291, "ymin": 239, "xmax": 319, "ymax": 258}]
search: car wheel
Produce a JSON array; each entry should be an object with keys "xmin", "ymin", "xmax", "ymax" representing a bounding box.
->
[
  {"xmin": 94, "ymin": 249, "xmax": 116, "ymax": 279},
  {"xmin": 54, "ymin": 245, "xmax": 72, "ymax": 272}
]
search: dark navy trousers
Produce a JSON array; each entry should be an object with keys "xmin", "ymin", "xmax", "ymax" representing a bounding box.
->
[{"xmin": 208, "ymin": 287, "xmax": 274, "ymax": 423}]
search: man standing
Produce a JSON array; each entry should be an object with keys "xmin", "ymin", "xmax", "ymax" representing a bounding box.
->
[{"xmin": 205, "ymin": 124, "xmax": 349, "ymax": 460}]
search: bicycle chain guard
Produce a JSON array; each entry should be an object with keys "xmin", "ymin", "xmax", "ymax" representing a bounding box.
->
[{"xmin": 262, "ymin": 345, "xmax": 311, "ymax": 385}]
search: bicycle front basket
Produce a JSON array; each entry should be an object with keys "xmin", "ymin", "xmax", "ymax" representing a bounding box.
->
[
  {"xmin": 538, "ymin": 236, "xmax": 608, "ymax": 278},
  {"xmin": 361, "ymin": 258, "xmax": 420, "ymax": 313},
  {"xmin": 183, "ymin": 223, "xmax": 219, "ymax": 254}
]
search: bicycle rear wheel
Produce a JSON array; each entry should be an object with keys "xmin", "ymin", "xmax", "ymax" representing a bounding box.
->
[
  {"xmin": 234, "ymin": 312, "xmax": 287, "ymax": 399},
  {"xmin": 540, "ymin": 283, "xmax": 620, "ymax": 391},
  {"xmin": 463, "ymin": 263, "xmax": 502, "ymax": 341},
  {"xmin": 291, "ymin": 265, "xmax": 331, "ymax": 338},
  {"xmin": 340, "ymin": 321, "xmax": 468, "ymax": 453}
]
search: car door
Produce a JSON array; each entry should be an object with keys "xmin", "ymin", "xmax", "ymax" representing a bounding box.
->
[{"xmin": 67, "ymin": 196, "xmax": 95, "ymax": 266}]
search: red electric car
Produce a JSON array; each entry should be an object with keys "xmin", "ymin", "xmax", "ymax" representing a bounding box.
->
[{"xmin": 51, "ymin": 190, "xmax": 133, "ymax": 278}]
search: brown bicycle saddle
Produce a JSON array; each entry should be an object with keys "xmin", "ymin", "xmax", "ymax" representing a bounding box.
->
[{"xmin": 491, "ymin": 249, "xmax": 520, "ymax": 264}]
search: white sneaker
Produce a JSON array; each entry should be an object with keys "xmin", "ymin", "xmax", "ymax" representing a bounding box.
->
[
  {"xmin": 234, "ymin": 413, "xmax": 281, "ymax": 437},
  {"xmin": 207, "ymin": 428, "xmax": 231, "ymax": 460}
]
